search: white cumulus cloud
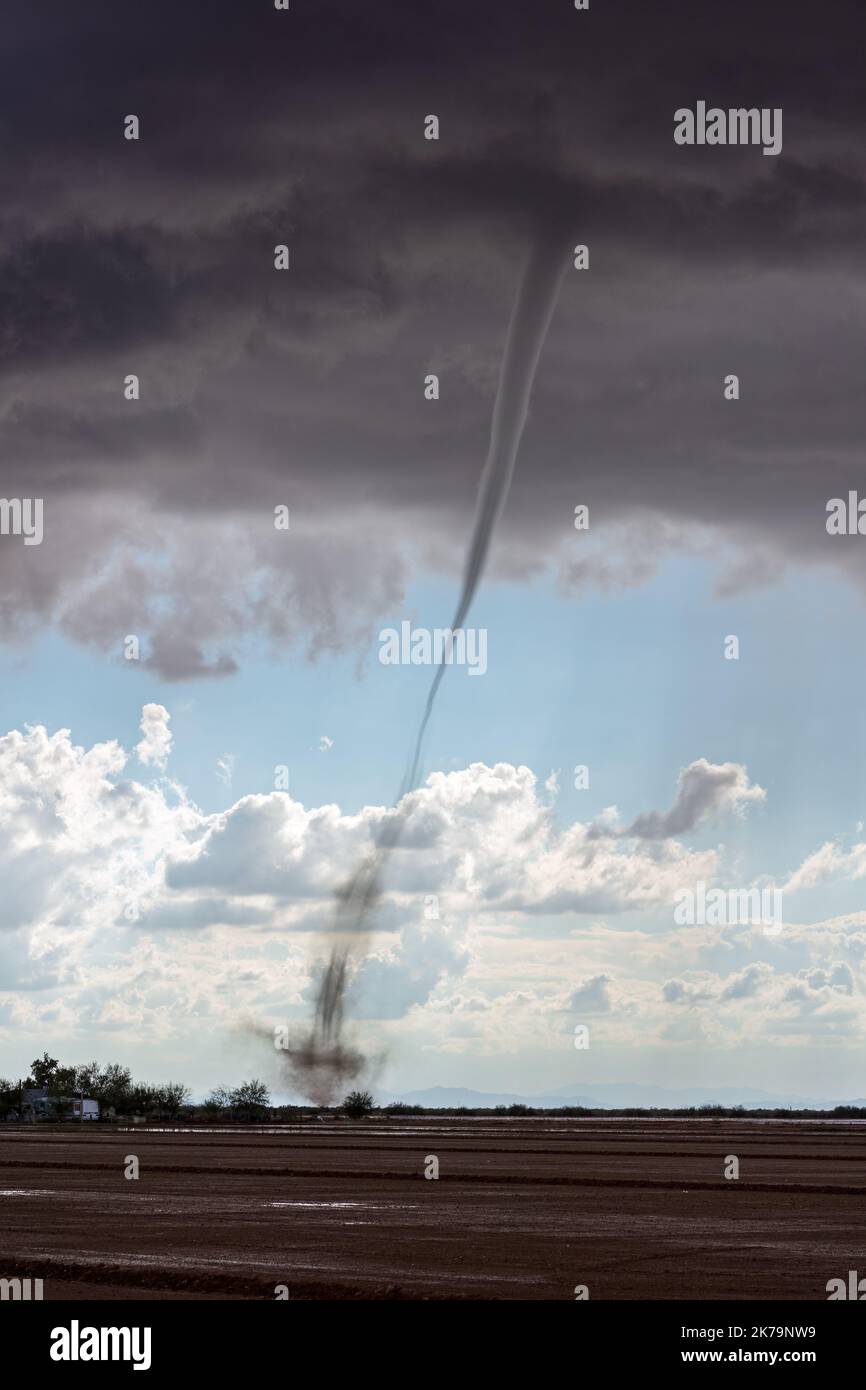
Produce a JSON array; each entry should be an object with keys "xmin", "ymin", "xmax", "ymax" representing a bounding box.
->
[{"xmin": 135, "ymin": 703, "xmax": 172, "ymax": 770}]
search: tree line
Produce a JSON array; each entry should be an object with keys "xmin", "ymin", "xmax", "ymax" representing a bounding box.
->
[
  {"xmin": 0, "ymin": 1054, "xmax": 274, "ymax": 1121},
  {"xmin": 0, "ymin": 1059, "xmax": 378, "ymax": 1122}
]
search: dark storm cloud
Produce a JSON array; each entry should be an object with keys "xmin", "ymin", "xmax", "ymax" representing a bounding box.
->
[
  {"xmin": 2, "ymin": 0, "xmax": 866, "ymax": 675},
  {"xmin": 0, "ymin": 226, "xmax": 177, "ymax": 366}
]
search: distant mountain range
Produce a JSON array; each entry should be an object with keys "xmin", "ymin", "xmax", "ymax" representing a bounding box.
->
[{"xmin": 376, "ymin": 1083, "xmax": 866, "ymax": 1111}]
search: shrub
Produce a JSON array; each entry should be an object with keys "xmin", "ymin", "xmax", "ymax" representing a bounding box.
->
[{"xmin": 343, "ymin": 1090, "xmax": 375, "ymax": 1119}]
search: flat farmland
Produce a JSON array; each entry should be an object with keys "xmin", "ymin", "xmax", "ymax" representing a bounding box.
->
[{"xmin": 2, "ymin": 1118, "xmax": 866, "ymax": 1300}]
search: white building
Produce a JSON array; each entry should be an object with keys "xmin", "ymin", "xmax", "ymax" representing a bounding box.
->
[
  {"xmin": 20, "ymin": 1089, "xmax": 99, "ymax": 1121},
  {"xmin": 70, "ymin": 1097, "xmax": 99, "ymax": 1121}
]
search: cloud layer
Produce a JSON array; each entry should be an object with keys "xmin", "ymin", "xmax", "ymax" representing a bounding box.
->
[
  {"xmin": 3, "ymin": 0, "xmax": 866, "ymax": 675},
  {"xmin": 1, "ymin": 708, "xmax": 863, "ymax": 1087}
]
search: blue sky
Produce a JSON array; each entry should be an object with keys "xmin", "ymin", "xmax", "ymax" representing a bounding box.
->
[
  {"xmin": 3, "ymin": 539, "xmax": 866, "ymax": 1104},
  {"xmin": 3, "ymin": 552, "xmax": 863, "ymax": 898}
]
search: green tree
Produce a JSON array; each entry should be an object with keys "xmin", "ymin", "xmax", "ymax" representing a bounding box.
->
[
  {"xmin": 93, "ymin": 1063, "xmax": 133, "ymax": 1110},
  {"xmin": 230, "ymin": 1080, "xmax": 270, "ymax": 1117},
  {"xmin": 156, "ymin": 1083, "xmax": 191, "ymax": 1117},
  {"xmin": 73, "ymin": 1061, "xmax": 103, "ymax": 1097},
  {"xmin": 203, "ymin": 1086, "xmax": 232, "ymax": 1115},
  {"xmin": 51, "ymin": 1066, "xmax": 78, "ymax": 1099},
  {"xmin": 128, "ymin": 1084, "xmax": 159, "ymax": 1114},
  {"xmin": 28, "ymin": 1053, "xmax": 59, "ymax": 1088},
  {"xmin": 343, "ymin": 1090, "xmax": 375, "ymax": 1119}
]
